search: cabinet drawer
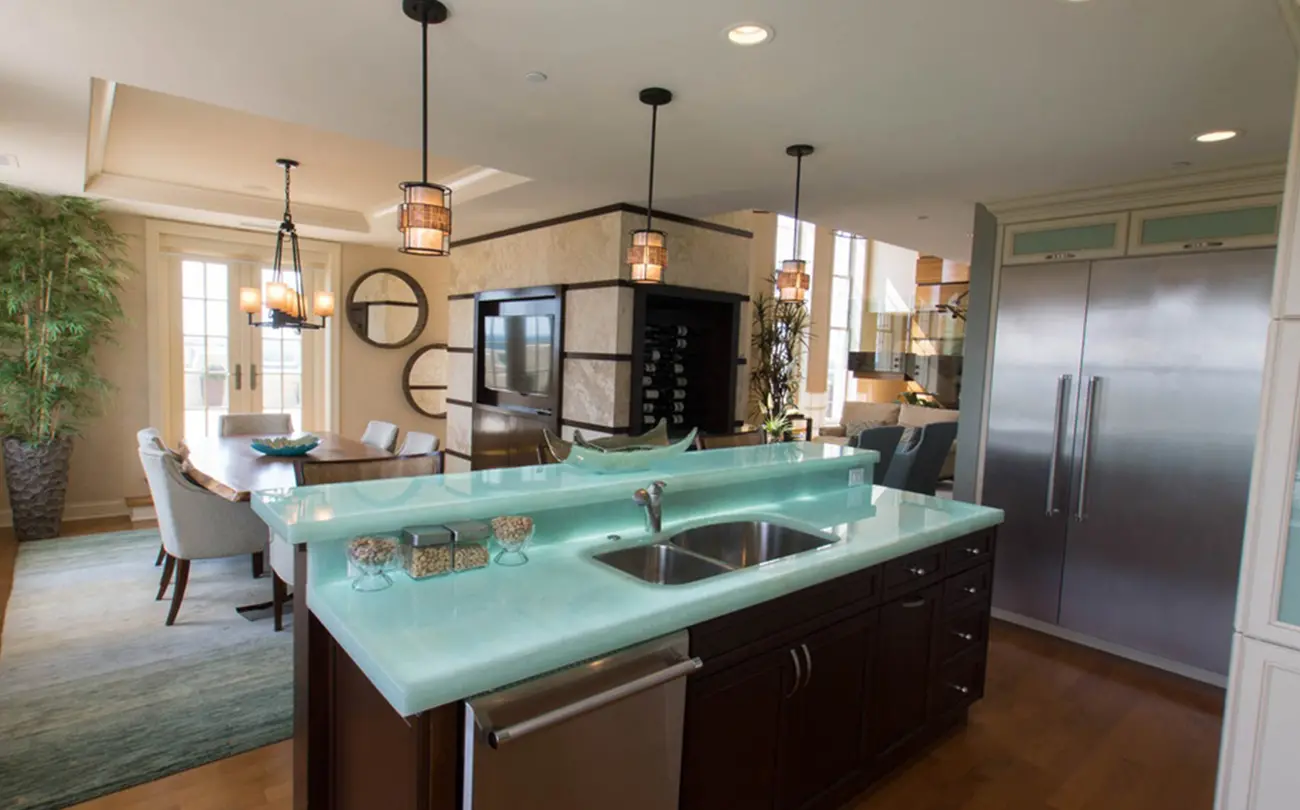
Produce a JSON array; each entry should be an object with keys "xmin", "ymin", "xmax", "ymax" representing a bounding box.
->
[
  {"xmin": 882, "ymin": 546, "xmax": 944, "ymax": 600},
  {"xmin": 939, "ymin": 604, "xmax": 989, "ymax": 664},
  {"xmin": 931, "ymin": 649, "xmax": 986, "ymax": 718},
  {"xmin": 944, "ymin": 563, "xmax": 992, "ymax": 613},
  {"xmin": 943, "ymin": 529, "xmax": 995, "ymax": 575}
]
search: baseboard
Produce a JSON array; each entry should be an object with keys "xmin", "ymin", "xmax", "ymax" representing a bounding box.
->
[
  {"xmin": 991, "ymin": 607, "xmax": 1229, "ymax": 688},
  {"xmin": 129, "ymin": 505, "xmax": 157, "ymax": 523},
  {"xmin": 0, "ymin": 499, "xmax": 131, "ymax": 529}
]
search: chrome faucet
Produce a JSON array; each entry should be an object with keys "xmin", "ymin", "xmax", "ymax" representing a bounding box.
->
[{"xmin": 634, "ymin": 480, "xmax": 667, "ymax": 534}]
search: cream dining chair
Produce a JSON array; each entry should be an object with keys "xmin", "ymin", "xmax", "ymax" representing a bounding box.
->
[
  {"xmin": 396, "ymin": 430, "xmax": 439, "ymax": 456},
  {"xmin": 219, "ymin": 413, "xmax": 293, "ymax": 437},
  {"xmin": 360, "ymin": 420, "xmax": 400, "ymax": 452}
]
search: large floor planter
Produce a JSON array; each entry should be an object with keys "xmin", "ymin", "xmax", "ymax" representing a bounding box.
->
[{"xmin": 2, "ymin": 436, "xmax": 73, "ymax": 541}]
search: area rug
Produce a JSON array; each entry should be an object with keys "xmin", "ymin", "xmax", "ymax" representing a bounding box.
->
[{"xmin": 0, "ymin": 529, "xmax": 292, "ymax": 810}]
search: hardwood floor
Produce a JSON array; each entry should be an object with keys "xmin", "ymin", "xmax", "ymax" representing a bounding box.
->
[{"xmin": 2, "ymin": 520, "xmax": 1225, "ymax": 810}]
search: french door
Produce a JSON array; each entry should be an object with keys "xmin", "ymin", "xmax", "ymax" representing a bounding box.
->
[{"xmin": 177, "ymin": 258, "xmax": 322, "ymax": 440}]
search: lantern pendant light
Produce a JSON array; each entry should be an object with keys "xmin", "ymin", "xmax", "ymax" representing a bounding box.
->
[
  {"xmin": 628, "ymin": 87, "xmax": 673, "ymax": 284},
  {"xmin": 239, "ymin": 158, "xmax": 334, "ymax": 331},
  {"xmin": 778, "ymin": 144, "xmax": 815, "ymax": 302},
  {"xmin": 398, "ymin": 0, "xmax": 452, "ymax": 256}
]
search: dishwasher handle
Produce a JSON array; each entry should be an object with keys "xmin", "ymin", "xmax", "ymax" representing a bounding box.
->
[{"xmin": 485, "ymin": 656, "xmax": 702, "ymax": 748}]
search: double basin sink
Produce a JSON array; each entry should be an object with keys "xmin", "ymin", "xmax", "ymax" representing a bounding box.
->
[{"xmin": 593, "ymin": 521, "xmax": 835, "ymax": 586}]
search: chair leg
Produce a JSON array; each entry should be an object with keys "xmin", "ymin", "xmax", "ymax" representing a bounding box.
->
[
  {"xmin": 156, "ymin": 553, "xmax": 176, "ymax": 600},
  {"xmin": 155, "ymin": 544, "xmax": 165, "ymax": 566},
  {"xmin": 165, "ymin": 559, "xmax": 191, "ymax": 626},
  {"xmin": 251, "ymin": 551, "xmax": 265, "ymax": 579},
  {"xmin": 272, "ymin": 573, "xmax": 287, "ymax": 632}
]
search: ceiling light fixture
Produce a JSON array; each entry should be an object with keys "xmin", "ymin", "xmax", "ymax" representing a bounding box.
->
[
  {"xmin": 398, "ymin": 0, "xmax": 452, "ymax": 256},
  {"xmin": 525, "ymin": 71, "xmax": 548, "ymax": 83},
  {"xmin": 777, "ymin": 144, "xmax": 815, "ymax": 302},
  {"xmin": 1195, "ymin": 130, "xmax": 1239, "ymax": 143},
  {"xmin": 726, "ymin": 23, "xmax": 773, "ymax": 46},
  {"xmin": 628, "ymin": 87, "xmax": 673, "ymax": 284},
  {"xmin": 239, "ymin": 159, "xmax": 334, "ymax": 331}
]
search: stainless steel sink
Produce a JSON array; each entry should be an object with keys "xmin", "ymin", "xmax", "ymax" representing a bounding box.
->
[
  {"xmin": 593, "ymin": 543, "xmax": 732, "ymax": 585},
  {"xmin": 667, "ymin": 521, "xmax": 834, "ymax": 569}
]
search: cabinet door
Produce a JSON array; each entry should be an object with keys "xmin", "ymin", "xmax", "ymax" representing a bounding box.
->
[
  {"xmin": 1002, "ymin": 213, "xmax": 1128, "ymax": 265},
  {"xmin": 778, "ymin": 611, "xmax": 876, "ymax": 810},
  {"xmin": 1129, "ymin": 196, "xmax": 1280, "ymax": 256},
  {"xmin": 680, "ymin": 647, "xmax": 795, "ymax": 810},
  {"xmin": 1215, "ymin": 635, "xmax": 1300, "ymax": 810},
  {"xmin": 866, "ymin": 584, "xmax": 942, "ymax": 756}
]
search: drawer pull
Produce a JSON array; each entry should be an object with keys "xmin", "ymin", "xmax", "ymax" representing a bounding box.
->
[
  {"xmin": 901, "ymin": 597, "xmax": 927, "ymax": 609},
  {"xmin": 964, "ymin": 547, "xmax": 983, "ymax": 556},
  {"xmin": 1045, "ymin": 252, "xmax": 1077, "ymax": 260},
  {"xmin": 947, "ymin": 683, "xmax": 971, "ymax": 695},
  {"xmin": 784, "ymin": 648, "xmax": 803, "ymax": 698},
  {"xmin": 963, "ymin": 586, "xmax": 979, "ymax": 595},
  {"xmin": 952, "ymin": 631, "xmax": 974, "ymax": 642},
  {"xmin": 1183, "ymin": 240, "xmax": 1224, "ymax": 250},
  {"xmin": 908, "ymin": 566, "xmax": 929, "ymax": 577}
]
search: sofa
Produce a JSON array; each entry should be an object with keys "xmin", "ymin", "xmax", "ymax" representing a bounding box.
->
[{"xmin": 818, "ymin": 401, "xmax": 960, "ymax": 480}]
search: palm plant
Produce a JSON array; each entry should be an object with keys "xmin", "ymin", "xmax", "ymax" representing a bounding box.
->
[
  {"xmin": 750, "ymin": 287, "xmax": 811, "ymax": 441},
  {"xmin": 0, "ymin": 186, "xmax": 128, "ymax": 539}
]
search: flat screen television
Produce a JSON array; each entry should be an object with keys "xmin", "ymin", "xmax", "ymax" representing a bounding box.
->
[{"xmin": 482, "ymin": 314, "xmax": 554, "ymax": 396}]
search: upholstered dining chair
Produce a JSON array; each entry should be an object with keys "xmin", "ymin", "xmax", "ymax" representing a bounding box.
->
[
  {"xmin": 360, "ymin": 420, "xmax": 400, "ymax": 452},
  {"xmin": 695, "ymin": 430, "xmax": 765, "ymax": 451},
  {"xmin": 266, "ymin": 454, "xmax": 442, "ymax": 631},
  {"xmin": 882, "ymin": 421, "xmax": 959, "ymax": 496},
  {"xmin": 138, "ymin": 445, "xmax": 270, "ymax": 626},
  {"xmin": 396, "ymin": 430, "xmax": 439, "ymax": 456},
  {"xmin": 852, "ymin": 425, "xmax": 906, "ymax": 485},
  {"xmin": 137, "ymin": 428, "xmax": 171, "ymax": 566},
  {"xmin": 218, "ymin": 413, "xmax": 293, "ymax": 437}
]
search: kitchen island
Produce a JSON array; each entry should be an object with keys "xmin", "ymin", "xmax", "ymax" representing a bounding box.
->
[{"xmin": 253, "ymin": 443, "xmax": 1004, "ymax": 810}]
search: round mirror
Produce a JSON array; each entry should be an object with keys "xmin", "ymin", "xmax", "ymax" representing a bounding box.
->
[
  {"xmin": 404, "ymin": 344, "xmax": 448, "ymax": 418},
  {"xmin": 346, "ymin": 268, "xmax": 428, "ymax": 348}
]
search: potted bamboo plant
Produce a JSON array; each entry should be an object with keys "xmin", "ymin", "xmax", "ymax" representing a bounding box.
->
[
  {"xmin": 750, "ymin": 287, "xmax": 811, "ymax": 443},
  {"xmin": 0, "ymin": 187, "xmax": 127, "ymax": 540}
]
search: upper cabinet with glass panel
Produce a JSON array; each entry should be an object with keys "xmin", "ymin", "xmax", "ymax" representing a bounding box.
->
[{"xmin": 345, "ymin": 268, "xmax": 429, "ymax": 348}]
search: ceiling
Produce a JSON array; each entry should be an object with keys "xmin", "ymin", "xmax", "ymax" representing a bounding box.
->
[{"xmin": 0, "ymin": 0, "xmax": 1295, "ymax": 260}]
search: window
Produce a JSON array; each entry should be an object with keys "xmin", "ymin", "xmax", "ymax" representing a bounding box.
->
[{"xmin": 827, "ymin": 234, "xmax": 867, "ymax": 423}]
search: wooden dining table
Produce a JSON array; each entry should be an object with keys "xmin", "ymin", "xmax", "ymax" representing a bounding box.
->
[{"xmin": 181, "ymin": 431, "xmax": 391, "ymax": 501}]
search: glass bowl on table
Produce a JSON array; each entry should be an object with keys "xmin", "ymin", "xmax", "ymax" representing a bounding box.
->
[
  {"xmin": 346, "ymin": 535, "xmax": 398, "ymax": 591},
  {"xmin": 490, "ymin": 516, "xmax": 534, "ymax": 566}
]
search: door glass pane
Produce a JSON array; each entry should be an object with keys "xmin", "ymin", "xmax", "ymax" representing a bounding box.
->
[
  {"xmin": 260, "ymin": 268, "xmax": 304, "ymax": 433},
  {"xmin": 1281, "ymin": 450, "xmax": 1300, "ymax": 626},
  {"xmin": 179, "ymin": 261, "xmax": 231, "ymax": 440}
]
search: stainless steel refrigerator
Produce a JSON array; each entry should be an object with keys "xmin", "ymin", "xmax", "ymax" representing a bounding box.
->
[{"xmin": 982, "ymin": 249, "xmax": 1274, "ymax": 676}]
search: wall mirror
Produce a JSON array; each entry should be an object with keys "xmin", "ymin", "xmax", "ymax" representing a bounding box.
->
[
  {"xmin": 404, "ymin": 344, "xmax": 448, "ymax": 418},
  {"xmin": 346, "ymin": 268, "xmax": 429, "ymax": 348}
]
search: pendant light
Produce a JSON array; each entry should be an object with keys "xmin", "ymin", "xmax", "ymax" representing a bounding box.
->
[
  {"xmin": 398, "ymin": 0, "xmax": 452, "ymax": 256},
  {"xmin": 240, "ymin": 159, "xmax": 334, "ymax": 331},
  {"xmin": 777, "ymin": 144, "xmax": 814, "ymax": 302},
  {"xmin": 628, "ymin": 87, "xmax": 673, "ymax": 284}
]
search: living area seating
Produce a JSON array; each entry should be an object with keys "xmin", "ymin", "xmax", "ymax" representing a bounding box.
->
[
  {"xmin": 852, "ymin": 425, "xmax": 905, "ymax": 485},
  {"xmin": 820, "ymin": 400, "xmax": 960, "ymax": 480},
  {"xmin": 138, "ymin": 444, "xmax": 270, "ymax": 626},
  {"xmin": 360, "ymin": 420, "xmax": 400, "ymax": 452},
  {"xmin": 695, "ymin": 430, "xmax": 764, "ymax": 451},
  {"xmin": 882, "ymin": 421, "xmax": 959, "ymax": 496},
  {"xmin": 218, "ymin": 413, "xmax": 293, "ymax": 437}
]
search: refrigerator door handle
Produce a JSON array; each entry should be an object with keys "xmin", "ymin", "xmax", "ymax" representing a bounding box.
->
[
  {"xmin": 1045, "ymin": 374, "xmax": 1072, "ymax": 517},
  {"xmin": 1075, "ymin": 376, "xmax": 1100, "ymax": 522}
]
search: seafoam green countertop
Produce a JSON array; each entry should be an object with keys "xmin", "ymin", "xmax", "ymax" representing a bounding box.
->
[{"xmin": 306, "ymin": 483, "xmax": 1005, "ymax": 716}]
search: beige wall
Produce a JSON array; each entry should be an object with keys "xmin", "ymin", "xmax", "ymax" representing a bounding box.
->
[
  {"xmin": 338, "ymin": 244, "xmax": 449, "ymax": 448},
  {"xmin": 1, "ymin": 215, "xmax": 453, "ymax": 525}
]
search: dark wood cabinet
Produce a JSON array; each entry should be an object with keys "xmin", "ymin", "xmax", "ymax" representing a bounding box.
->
[
  {"xmin": 683, "ymin": 529, "xmax": 997, "ymax": 810},
  {"xmin": 867, "ymin": 583, "xmax": 942, "ymax": 757}
]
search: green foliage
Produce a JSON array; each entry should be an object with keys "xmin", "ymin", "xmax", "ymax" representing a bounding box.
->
[
  {"xmin": 750, "ymin": 283, "xmax": 811, "ymax": 431},
  {"xmin": 0, "ymin": 187, "xmax": 128, "ymax": 444},
  {"xmin": 898, "ymin": 391, "xmax": 943, "ymax": 408}
]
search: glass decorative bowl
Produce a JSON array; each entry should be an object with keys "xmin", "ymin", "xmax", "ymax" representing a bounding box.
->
[
  {"xmin": 347, "ymin": 536, "xmax": 398, "ymax": 591},
  {"xmin": 490, "ymin": 516, "xmax": 534, "ymax": 567}
]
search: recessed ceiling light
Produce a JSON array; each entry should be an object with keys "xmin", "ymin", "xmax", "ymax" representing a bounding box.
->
[
  {"xmin": 726, "ymin": 23, "xmax": 773, "ymax": 46},
  {"xmin": 1195, "ymin": 130, "xmax": 1239, "ymax": 143},
  {"xmin": 918, "ymin": 215, "xmax": 930, "ymax": 221},
  {"xmin": 525, "ymin": 71, "xmax": 548, "ymax": 83}
]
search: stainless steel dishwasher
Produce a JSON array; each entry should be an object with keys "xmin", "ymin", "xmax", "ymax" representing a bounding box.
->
[{"xmin": 463, "ymin": 631, "xmax": 701, "ymax": 810}]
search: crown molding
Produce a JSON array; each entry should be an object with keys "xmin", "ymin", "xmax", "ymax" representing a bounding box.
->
[{"xmin": 987, "ymin": 163, "xmax": 1287, "ymax": 224}]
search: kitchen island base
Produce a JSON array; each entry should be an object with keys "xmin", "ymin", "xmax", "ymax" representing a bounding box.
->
[{"xmin": 297, "ymin": 527, "xmax": 996, "ymax": 810}]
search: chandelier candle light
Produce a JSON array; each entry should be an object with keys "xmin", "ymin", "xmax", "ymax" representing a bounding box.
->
[
  {"xmin": 778, "ymin": 144, "xmax": 815, "ymax": 302},
  {"xmin": 628, "ymin": 87, "xmax": 673, "ymax": 284},
  {"xmin": 398, "ymin": 0, "xmax": 452, "ymax": 256},
  {"xmin": 240, "ymin": 158, "xmax": 334, "ymax": 331}
]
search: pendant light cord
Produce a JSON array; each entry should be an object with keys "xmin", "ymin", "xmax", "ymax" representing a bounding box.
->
[
  {"xmin": 282, "ymin": 162, "xmax": 293, "ymax": 225},
  {"xmin": 421, "ymin": 16, "xmax": 429, "ymax": 184},
  {"xmin": 646, "ymin": 103, "xmax": 658, "ymax": 233},
  {"xmin": 792, "ymin": 153, "xmax": 803, "ymax": 260}
]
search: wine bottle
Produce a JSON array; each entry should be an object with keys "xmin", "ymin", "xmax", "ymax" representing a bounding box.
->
[
  {"xmin": 647, "ymin": 349, "xmax": 662, "ymax": 362},
  {"xmin": 672, "ymin": 363, "xmax": 685, "ymax": 374},
  {"xmin": 672, "ymin": 402, "xmax": 685, "ymax": 413},
  {"xmin": 644, "ymin": 361, "xmax": 658, "ymax": 374},
  {"xmin": 644, "ymin": 389, "xmax": 661, "ymax": 400},
  {"xmin": 674, "ymin": 376, "xmax": 688, "ymax": 387},
  {"xmin": 671, "ymin": 389, "xmax": 686, "ymax": 400},
  {"xmin": 643, "ymin": 403, "xmax": 656, "ymax": 414},
  {"xmin": 643, "ymin": 414, "xmax": 657, "ymax": 425},
  {"xmin": 641, "ymin": 375, "xmax": 653, "ymax": 386},
  {"xmin": 670, "ymin": 414, "xmax": 686, "ymax": 425},
  {"xmin": 671, "ymin": 337, "xmax": 688, "ymax": 349}
]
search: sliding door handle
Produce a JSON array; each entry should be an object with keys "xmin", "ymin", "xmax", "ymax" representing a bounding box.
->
[
  {"xmin": 1075, "ymin": 376, "xmax": 1100, "ymax": 522},
  {"xmin": 233, "ymin": 364, "xmax": 242, "ymax": 391},
  {"xmin": 1045, "ymin": 374, "xmax": 1071, "ymax": 516},
  {"xmin": 250, "ymin": 363, "xmax": 259, "ymax": 391}
]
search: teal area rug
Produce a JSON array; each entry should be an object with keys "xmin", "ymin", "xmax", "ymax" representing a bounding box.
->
[{"xmin": 0, "ymin": 530, "xmax": 292, "ymax": 809}]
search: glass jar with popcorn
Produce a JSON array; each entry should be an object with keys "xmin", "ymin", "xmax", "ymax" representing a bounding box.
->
[
  {"xmin": 398, "ymin": 525, "xmax": 454, "ymax": 580},
  {"xmin": 490, "ymin": 516, "xmax": 534, "ymax": 567},
  {"xmin": 347, "ymin": 535, "xmax": 398, "ymax": 592}
]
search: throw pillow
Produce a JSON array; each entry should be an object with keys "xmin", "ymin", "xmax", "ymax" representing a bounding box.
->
[
  {"xmin": 844, "ymin": 419, "xmax": 891, "ymax": 440},
  {"xmin": 898, "ymin": 426, "xmax": 921, "ymax": 450}
]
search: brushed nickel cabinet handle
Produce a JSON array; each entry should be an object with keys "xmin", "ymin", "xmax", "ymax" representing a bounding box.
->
[
  {"xmin": 1045, "ymin": 252, "xmax": 1077, "ymax": 260},
  {"xmin": 952, "ymin": 631, "xmax": 975, "ymax": 642},
  {"xmin": 908, "ymin": 566, "xmax": 929, "ymax": 577},
  {"xmin": 784, "ymin": 648, "xmax": 803, "ymax": 698},
  {"xmin": 965, "ymin": 547, "xmax": 983, "ymax": 556},
  {"xmin": 1075, "ymin": 376, "xmax": 1100, "ymax": 522},
  {"xmin": 963, "ymin": 586, "xmax": 979, "ymax": 595},
  {"xmin": 1045, "ymin": 373, "xmax": 1071, "ymax": 516},
  {"xmin": 800, "ymin": 643, "xmax": 813, "ymax": 691},
  {"xmin": 901, "ymin": 597, "xmax": 927, "ymax": 609},
  {"xmin": 1183, "ymin": 240, "xmax": 1224, "ymax": 250},
  {"xmin": 948, "ymin": 683, "xmax": 971, "ymax": 695}
]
